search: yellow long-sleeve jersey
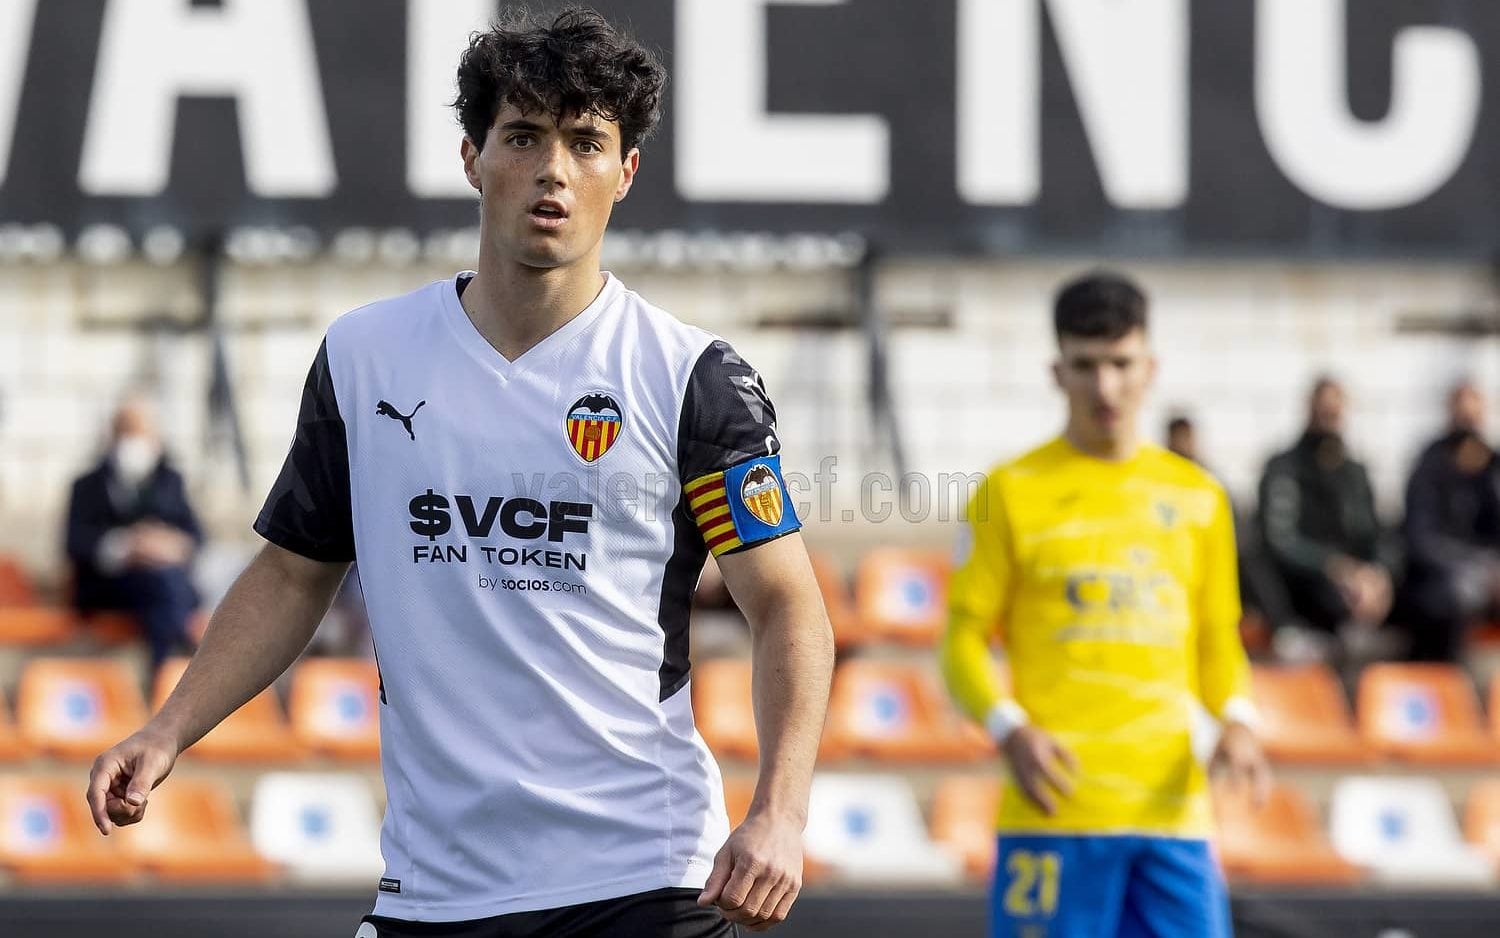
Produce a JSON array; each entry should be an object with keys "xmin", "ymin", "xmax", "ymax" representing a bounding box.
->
[{"xmin": 941, "ymin": 437, "xmax": 1251, "ymax": 838}]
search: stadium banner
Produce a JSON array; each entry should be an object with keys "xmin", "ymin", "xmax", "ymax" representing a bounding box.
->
[{"xmin": 1, "ymin": 0, "xmax": 1499, "ymax": 257}]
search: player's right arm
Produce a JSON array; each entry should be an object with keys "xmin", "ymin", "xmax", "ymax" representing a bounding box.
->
[
  {"xmin": 941, "ymin": 472, "xmax": 1075, "ymax": 814},
  {"xmin": 87, "ymin": 545, "xmax": 347, "ymax": 834},
  {"xmin": 88, "ymin": 339, "xmax": 357, "ymax": 834}
]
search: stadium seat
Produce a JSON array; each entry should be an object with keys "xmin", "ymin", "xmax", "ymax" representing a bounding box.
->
[
  {"xmin": 1329, "ymin": 776, "xmax": 1496, "ymax": 887},
  {"xmin": 1489, "ymin": 675, "xmax": 1500, "ymax": 743},
  {"xmin": 153, "ymin": 657, "xmax": 304, "ymax": 762},
  {"xmin": 0, "ymin": 553, "xmax": 37, "ymax": 606},
  {"xmin": 17, "ymin": 657, "xmax": 148, "ymax": 760},
  {"xmin": 1213, "ymin": 782, "xmax": 1361, "ymax": 885},
  {"xmin": 80, "ymin": 610, "xmax": 140, "ymax": 645},
  {"xmin": 0, "ymin": 607, "xmax": 76, "ymax": 646},
  {"xmin": 822, "ymin": 659, "xmax": 989, "ymax": 762},
  {"xmin": 116, "ymin": 777, "xmax": 277, "ymax": 883},
  {"xmin": 693, "ymin": 657, "xmax": 758, "ymax": 762},
  {"xmin": 807, "ymin": 550, "xmax": 863, "ymax": 648},
  {"xmin": 929, "ymin": 775, "xmax": 1000, "ymax": 881},
  {"xmin": 1250, "ymin": 664, "xmax": 1373, "ymax": 764},
  {"xmin": 1465, "ymin": 780, "xmax": 1500, "ymax": 868},
  {"xmin": 0, "ymin": 776, "xmax": 130, "ymax": 883},
  {"xmin": 288, "ymin": 658, "xmax": 382, "ymax": 760},
  {"xmin": 854, "ymin": 548, "xmax": 951, "ymax": 645},
  {"xmin": 250, "ymin": 772, "xmax": 385, "ymax": 883},
  {"xmin": 0, "ymin": 692, "xmax": 31, "ymax": 761},
  {"xmin": 1357, "ymin": 664, "xmax": 1498, "ymax": 764},
  {"xmin": 803, "ymin": 773, "xmax": 963, "ymax": 885}
]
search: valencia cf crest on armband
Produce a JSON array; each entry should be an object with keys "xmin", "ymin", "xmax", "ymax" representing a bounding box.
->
[
  {"xmin": 739, "ymin": 463, "xmax": 784, "ymax": 526},
  {"xmin": 565, "ymin": 392, "xmax": 623, "ymax": 463}
]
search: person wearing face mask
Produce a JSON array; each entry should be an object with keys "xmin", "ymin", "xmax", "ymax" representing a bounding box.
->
[
  {"xmin": 65, "ymin": 396, "xmax": 203, "ymax": 672},
  {"xmin": 1257, "ymin": 377, "xmax": 1397, "ymax": 663}
]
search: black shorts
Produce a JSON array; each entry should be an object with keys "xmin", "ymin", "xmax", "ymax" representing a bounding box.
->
[{"xmin": 357, "ymin": 887, "xmax": 739, "ymax": 938}]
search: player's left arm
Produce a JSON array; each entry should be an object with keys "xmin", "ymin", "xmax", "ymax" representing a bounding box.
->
[
  {"xmin": 1198, "ymin": 486, "xmax": 1270, "ymax": 805},
  {"xmin": 703, "ymin": 533, "xmax": 834, "ymax": 931}
]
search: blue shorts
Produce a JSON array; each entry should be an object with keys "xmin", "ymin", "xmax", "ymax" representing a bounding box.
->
[{"xmin": 990, "ymin": 834, "xmax": 1230, "ymax": 938}]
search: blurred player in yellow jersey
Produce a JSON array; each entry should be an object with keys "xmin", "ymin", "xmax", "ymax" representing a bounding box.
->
[{"xmin": 941, "ymin": 271, "xmax": 1269, "ymax": 938}]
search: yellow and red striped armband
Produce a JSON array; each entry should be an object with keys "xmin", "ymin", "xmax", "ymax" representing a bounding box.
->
[{"xmin": 684, "ymin": 455, "xmax": 800, "ymax": 557}]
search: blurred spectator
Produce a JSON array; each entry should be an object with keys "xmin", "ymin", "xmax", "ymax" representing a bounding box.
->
[
  {"xmin": 65, "ymin": 396, "xmax": 202, "ymax": 671},
  {"xmin": 1165, "ymin": 413, "xmax": 1198, "ymax": 463},
  {"xmin": 1258, "ymin": 377, "xmax": 1395, "ymax": 662},
  {"xmin": 1396, "ymin": 380, "xmax": 1500, "ymax": 662}
]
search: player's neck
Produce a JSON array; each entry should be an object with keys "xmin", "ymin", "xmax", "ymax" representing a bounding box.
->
[
  {"xmin": 462, "ymin": 253, "xmax": 606, "ymax": 362},
  {"xmin": 1063, "ymin": 421, "xmax": 1140, "ymax": 462}
]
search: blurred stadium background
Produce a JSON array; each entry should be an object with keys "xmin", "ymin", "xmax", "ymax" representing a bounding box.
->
[{"xmin": 4, "ymin": 1, "xmax": 1500, "ymax": 935}]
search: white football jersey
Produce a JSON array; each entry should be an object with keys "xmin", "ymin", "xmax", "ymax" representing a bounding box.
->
[{"xmin": 255, "ymin": 272, "xmax": 799, "ymax": 922}]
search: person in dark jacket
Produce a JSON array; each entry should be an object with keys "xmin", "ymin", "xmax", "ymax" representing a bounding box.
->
[
  {"xmin": 1258, "ymin": 377, "xmax": 1394, "ymax": 658},
  {"xmin": 1397, "ymin": 380, "xmax": 1500, "ymax": 662},
  {"xmin": 65, "ymin": 397, "xmax": 202, "ymax": 671}
]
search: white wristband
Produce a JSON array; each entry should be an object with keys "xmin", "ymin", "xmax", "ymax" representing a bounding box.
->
[
  {"xmin": 1220, "ymin": 696, "xmax": 1261, "ymax": 734},
  {"xmin": 984, "ymin": 700, "xmax": 1029, "ymax": 743}
]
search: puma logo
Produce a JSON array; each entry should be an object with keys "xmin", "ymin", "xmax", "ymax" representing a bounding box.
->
[{"xmin": 376, "ymin": 400, "xmax": 426, "ymax": 441}]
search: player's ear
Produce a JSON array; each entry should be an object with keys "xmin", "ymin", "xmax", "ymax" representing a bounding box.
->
[
  {"xmin": 461, "ymin": 137, "xmax": 483, "ymax": 194},
  {"xmin": 614, "ymin": 149, "xmax": 640, "ymax": 203}
]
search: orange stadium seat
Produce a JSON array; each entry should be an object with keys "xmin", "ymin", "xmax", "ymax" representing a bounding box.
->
[
  {"xmin": 1250, "ymin": 664, "xmax": 1373, "ymax": 764},
  {"xmin": 18, "ymin": 658, "xmax": 148, "ymax": 760},
  {"xmin": 808, "ymin": 551, "xmax": 863, "ymax": 649},
  {"xmin": 153, "ymin": 657, "xmax": 304, "ymax": 762},
  {"xmin": 0, "ymin": 554, "xmax": 38, "ymax": 605},
  {"xmin": 115, "ymin": 777, "xmax": 277, "ymax": 883},
  {"xmin": 0, "ymin": 606, "xmax": 76, "ymax": 646},
  {"xmin": 1466, "ymin": 780, "xmax": 1500, "ymax": 868},
  {"xmin": 823, "ymin": 659, "xmax": 989, "ymax": 763},
  {"xmin": 1214, "ymin": 782, "xmax": 1362, "ymax": 885},
  {"xmin": 693, "ymin": 657, "xmax": 758, "ymax": 762},
  {"xmin": 1357, "ymin": 664, "xmax": 1498, "ymax": 765},
  {"xmin": 0, "ymin": 692, "xmax": 31, "ymax": 761},
  {"xmin": 0, "ymin": 776, "xmax": 130, "ymax": 884},
  {"xmin": 1489, "ymin": 675, "xmax": 1500, "ymax": 743},
  {"xmin": 930, "ymin": 775, "xmax": 1001, "ymax": 881},
  {"xmin": 289, "ymin": 658, "xmax": 382, "ymax": 760},
  {"xmin": 854, "ymin": 548, "xmax": 952, "ymax": 646}
]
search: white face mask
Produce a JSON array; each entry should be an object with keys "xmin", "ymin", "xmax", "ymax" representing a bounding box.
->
[{"xmin": 112, "ymin": 435, "xmax": 161, "ymax": 485}]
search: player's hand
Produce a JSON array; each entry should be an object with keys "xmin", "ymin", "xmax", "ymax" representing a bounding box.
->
[
  {"xmin": 1000, "ymin": 725, "xmax": 1077, "ymax": 816},
  {"xmin": 1210, "ymin": 721, "xmax": 1270, "ymax": 808},
  {"xmin": 698, "ymin": 807, "xmax": 804, "ymax": 931},
  {"xmin": 86, "ymin": 726, "xmax": 180, "ymax": 835}
]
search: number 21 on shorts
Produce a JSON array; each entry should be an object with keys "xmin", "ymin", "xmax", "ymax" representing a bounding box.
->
[{"xmin": 1003, "ymin": 850, "xmax": 1061, "ymax": 918}]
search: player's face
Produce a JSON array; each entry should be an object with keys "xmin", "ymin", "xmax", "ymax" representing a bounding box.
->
[
  {"xmin": 1053, "ymin": 329, "xmax": 1156, "ymax": 446},
  {"xmin": 461, "ymin": 104, "xmax": 639, "ymax": 270}
]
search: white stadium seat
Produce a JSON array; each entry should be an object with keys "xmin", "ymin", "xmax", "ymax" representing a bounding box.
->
[
  {"xmin": 1329, "ymin": 776, "xmax": 1496, "ymax": 888},
  {"xmin": 803, "ymin": 773, "xmax": 963, "ymax": 885},
  {"xmin": 249, "ymin": 772, "xmax": 384, "ymax": 883}
]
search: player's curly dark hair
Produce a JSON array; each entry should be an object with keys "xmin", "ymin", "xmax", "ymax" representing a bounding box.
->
[
  {"xmin": 454, "ymin": 7, "xmax": 667, "ymax": 157},
  {"xmin": 1053, "ymin": 271, "xmax": 1149, "ymax": 340}
]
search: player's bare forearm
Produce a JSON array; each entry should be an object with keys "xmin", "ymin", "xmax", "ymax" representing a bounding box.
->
[
  {"xmin": 717, "ymin": 534, "xmax": 835, "ymax": 825},
  {"xmin": 151, "ymin": 542, "xmax": 348, "ymax": 751}
]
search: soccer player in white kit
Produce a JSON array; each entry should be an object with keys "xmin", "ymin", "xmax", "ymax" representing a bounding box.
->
[{"xmin": 85, "ymin": 10, "xmax": 835, "ymax": 936}]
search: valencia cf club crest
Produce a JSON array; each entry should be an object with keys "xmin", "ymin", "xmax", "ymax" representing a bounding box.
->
[
  {"xmin": 565, "ymin": 392, "xmax": 624, "ymax": 463},
  {"xmin": 739, "ymin": 463, "xmax": 784, "ymax": 527}
]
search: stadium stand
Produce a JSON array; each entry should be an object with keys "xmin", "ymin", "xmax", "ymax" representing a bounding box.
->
[
  {"xmin": 803, "ymin": 773, "xmax": 964, "ymax": 885},
  {"xmin": 692, "ymin": 657, "xmax": 759, "ymax": 761},
  {"xmin": 1250, "ymin": 663, "xmax": 1374, "ymax": 764},
  {"xmin": 1214, "ymin": 782, "xmax": 1362, "ymax": 885},
  {"xmin": 929, "ymin": 774, "xmax": 1001, "ymax": 882},
  {"xmin": 17, "ymin": 657, "xmax": 148, "ymax": 760},
  {"xmin": 0, "ymin": 775, "xmax": 130, "ymax": 884},
  {"xmin": 0, "ymin": 692, "xmax": 29, "ymax": 761},
  {"xmin": 1465, "ymin": 780, "xmax": 1500, "ymax": 869},
  {"xmin": 0, "ymin": 607, "xmax": 75, "ymax": 646},
  {"xmin": 153, "ymin": 657, "xmax": 305, "ymax": 763},
  {"xmin": 0, "ymin": 553, "xmax": 37, "ymax": 605},
  {"xmin": 287, "ymin": 658, "xmax": 382, "ymax": 761},
  {"xmin": 115, "ymin": 777, "xmax": 277, "ymax": 883},
  {"xmin": 1330, "ymin": 776, "xmax": 1497, "ymax": 887},
  {"xmin": 822, "ymin": 659, "xmax": 990, "ymax": 762},
  {"xmin": 249, "ymin": 772, "xmax": 384, "ymax": 883},
  {"xmin": 1357, "ymin": 664, "xmax": 1499, "ymax": 764},
  {"xmin": 853, "ymin": 548, "xmax": 951, "ymax": 646}
]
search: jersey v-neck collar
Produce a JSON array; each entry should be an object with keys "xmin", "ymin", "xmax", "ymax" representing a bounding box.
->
[{"xmin": 440, "ymin": 270, "xmax": 621, "ymax": 381}]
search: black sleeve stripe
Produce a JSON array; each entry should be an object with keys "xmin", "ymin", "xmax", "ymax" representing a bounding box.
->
[
  {"xmin": 253, "ymin": 340, "xmax": 356, "ymax": 563},
  {"xmin": 677, "ymin": 339, "xmax": 780, "ymax": 485}
]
